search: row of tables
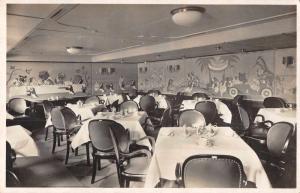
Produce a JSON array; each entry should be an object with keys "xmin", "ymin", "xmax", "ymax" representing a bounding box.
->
[{"xmin": 6, "ymin": 92, "xmax": 297, "ymax": 188}]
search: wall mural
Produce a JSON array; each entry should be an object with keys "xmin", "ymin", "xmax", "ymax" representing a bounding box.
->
[
  {"xmin": 92, "ymin": 63, "xmax": 138, "ymax": 95},
  {"xmin": 7, "ymin": 62, "xmax": 92, "ymax": 97},
  {"xmin": 7, "ymin": 62, "xmax": 138, "ymax": 98},
  {"xmin": 138, "ymin": 48, "xmax": 296, "ymax": 102}
]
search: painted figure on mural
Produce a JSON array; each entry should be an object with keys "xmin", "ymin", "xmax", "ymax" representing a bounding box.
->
[
  {"xmin": 254, "ymin": 56, "xmax": 274, "ymax": 88},
  {"xmin": 119, "ymin": 76, "xmax": 125, "ymax": 91},
  {"xmin": 55, "ymin": 72, "xmax": 66, "ymax": 84},
  {"xmin": 130, "ymin": 80, "xmax": 137, "ymax": 90},
  {"xmin": 167, "ymin": 78, "xmax": 175, "ymax": 92},
  {"xmin": 38, "ymin": 71, "xmax": 55, "ymax": 85}
]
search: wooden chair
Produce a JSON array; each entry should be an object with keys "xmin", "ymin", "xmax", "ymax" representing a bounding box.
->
[
  {"xmin": 50, "ymin": 106, "xmax": 90, "ymax": 165},
  {"xmin": 175, "ymin": 154, "xmax": 256, "ymax": 188}
]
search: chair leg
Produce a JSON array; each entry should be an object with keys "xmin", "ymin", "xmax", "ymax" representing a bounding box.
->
[
  {"xmin": 61, "ymin": 135, "xmax": 63, "ymax": 141},
  {"xmin": 45, "ymin": 126, "xmax": 49, "ymax": 141},
  {"xmin": 91, "ymin": 156, "xmax": 97, "ymax": 184},
  {"xmin": 116, "ymin": 163, "xmax": 124, "ymax": 187},
  {"xmin": 52, "ymin": 132, "xmax": 56, "ymax": 153},
  {"xmin": 57, "ymin": 134, "xmax": 61, "ymax": 146},
  {"xmin": 98, "ymin": 159, "xmax": 101, "ymax": 170},
  {"xmin": 125, "ymin": 179, "xmax": 130, "ymax": 188},
  {"xmin": 86, "ymin": 143, "xmax": 90, "ymax": 166},
  {"xmin": 65, "ymin": 141, "xmax": 70, "ymax": 165},
  {"xmin": 75, "ymin": 148, "xmax": 78, "ymax": 156}
]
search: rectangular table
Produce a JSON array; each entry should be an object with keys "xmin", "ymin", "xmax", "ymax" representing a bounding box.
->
[
  {"xmin": 144, "ymin": 127, "xmax": 271, "ymax": 188},
  {"xmin": 256, "ymin": 108, "xmax": 296, "ymax": 127},
  {"xmin": 71, "ymin": 111, "xmax": 151, "ymax": 149},
  {"xmin": 10, "ymin": 92, "xmax": 90, "ymax": 104},
  {"xmin": 181, "ymin": 99, "xmax": 232, "ymax": 124},
  {"xmin": 7, "ymin": 125, "xmax": 39, "ymax": 157}
]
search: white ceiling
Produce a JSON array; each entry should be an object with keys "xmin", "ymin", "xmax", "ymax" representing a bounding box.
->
[{"xmin": 6, "ymin": 4, "xmax": 296, "ymax": 62}]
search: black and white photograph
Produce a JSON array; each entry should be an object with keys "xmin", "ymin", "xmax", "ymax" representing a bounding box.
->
[{"xmin": 2, "ymin": 0, "xmax": 298, "ymax": 192}]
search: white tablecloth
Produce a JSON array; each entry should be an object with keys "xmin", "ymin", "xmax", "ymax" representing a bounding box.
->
[
  {"xmin": 7, "ymin": 125, "xmax": 39, "ymax": 157},
  {"xmin": 71, "ymin": 111, "xmax": 151, "ymax": 149},
  {"xmin": 145, "ymin": 127, "xmax": 271, "ymax": 188},
  {"xmin": 255, "ymin": 108, "xmax": 296, "ymax": 126},
  {"xmin": 66, "ymin": 104, "xmax": 95, "ymax": 120},
  {"xmin": 45, "ymin": 104, "xmax": 95, "ymax": 128},
  {"xmin": 181, "ymin": 99, "xmax": 232, "ymax": 124}
]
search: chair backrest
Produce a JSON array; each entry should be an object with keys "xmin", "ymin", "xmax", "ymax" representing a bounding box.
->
[
  {"xmin": 50, "ymin": 106, "xmax": 77, "ymax": 130},
  {"xmin": 195, "ymin": 101, "xmax": 218, "ymax": 125},
  {"xmin": 236, "ymin": 105, "xmax": 250, "ymax": 131},
  {"xmin": 42, "ymin": 100, "xmax": 54, "ymax": 119},
  {"xmin": 139, "ymin": 95, "xmax": 156, "ymax": 112},
  {"xmin": 88, "ymin": 119, "xmax": 130, "ymax": 153},
  {"xmin": 91, "ymin": 104, "xmax": 108, "ymax": 115},
  {"xmin": 6, "ymin": 170, "xmax": 21, "ymax": 187},
  {"xmin": 182, "ymin": 155, "xmax": 246, "ymax": 188},
  {"xmin": 128, "ymin": 89, "xmax": 138, "ymax": 100},
  {"xmin": 267, "ymin": 122, "xmax": 293, "ymax": 157},
  {"xmin": 6, "ymin": 142, "xmax": 14, "ymax": 171},
  {"xmin": 233, "ymin": 95, "xmax": 245, "ymax": 106},
  {"xmin": 160, "ymin": 108, "xmax": 173, "ymax": 127},
  {"xmin": 179, "ymin": 110, "xmax": 206, "ymax": 127},
  {"xmin": 84, "ymin": 96, "xmax": 100, "ymax": 105},
  {"xmin": 7, "ymin": 98, "xmax": 27, "ymax": 115},
  {"xmin": 192, "ymin": 93, "xmax": 209, "ymax": 100},
  {"xmin": 263, "ymin": 97, "xmax": 287, "ymax": 108},
  {"xmin": 119, "ymin": 100, "xmax": 139, "ymax": 113}
]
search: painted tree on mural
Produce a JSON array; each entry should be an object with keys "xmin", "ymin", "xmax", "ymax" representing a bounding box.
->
[
  {"xmin": 195, "ymin": 56, "xmax": 216, "ymax": 88},
  {"xmin": 219, "ymin": 55, "xmax": 239, "ymax": 80}
]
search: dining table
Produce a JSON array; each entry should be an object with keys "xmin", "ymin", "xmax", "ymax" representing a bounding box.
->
[
  {"xmin": 181, "ymin": 99, "xmax": 232, "ymax": 124},
  {"xmin": 255, "ymin": 108, "xmax": 296, "ymax": 127},
  {"xmin": 10, "ymin": 92, "xmax": 89, "ymax": 103},
  {"xmin": 6, "ymin": 125, "xmax": 39, "ymax": 157},
  {"xmin": 71, "ymin": 111, "xmax": 151, "ymax": 149},
  {"xmin": 144, "ymin": 126, "xmax": 272, "ymax": 188}
]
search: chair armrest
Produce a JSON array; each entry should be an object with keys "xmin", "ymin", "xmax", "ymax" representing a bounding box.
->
[
  {"xmin": 76, "ymin": 115, "xmax": 82, "ymax": 124},
  {"xmin": 253, "ymin": 120, "xmax": 273, "ymax": 128},
  {"xmin": 261, "ymin": 120, "xmax": 273, "ymax": 127},
  {"xmin": 132, "ymin": 136, "xmax": 155, "ymax": 153},
  {"xmin": 242, "ymin": 135, "xmax": 266, "ymax": 145},
  {"xmin": 121, "ymin": 148, "xmax": 152, "ymax": 159},
  {"xmin": 244, "ymin": 181, "xmax": 256, "ymax": 188},
  {"xmin": 255, "ymin": 114, "xmax": 265, "ymax": 122}
]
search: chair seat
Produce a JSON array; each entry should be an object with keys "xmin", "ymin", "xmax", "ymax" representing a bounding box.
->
[
  {"xmin": 122, "ymin": 157, "xmax": 151, "ymax": 177},
  {"xmin": 93, "ymin": 151, "xmax": 115, "ymax": 157}
]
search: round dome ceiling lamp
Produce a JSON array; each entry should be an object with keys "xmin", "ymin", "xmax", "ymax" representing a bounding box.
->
[
  {"xmin": 66, "ymin": 46, "xmax": 83, "ymax": 54},
  {"xmin": 171, "ymin": 6, "xmax": 206, "ymax": 27}
]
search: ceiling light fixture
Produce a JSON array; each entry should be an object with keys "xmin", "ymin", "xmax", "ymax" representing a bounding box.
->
[
  {"xmin": 66, "ymin": 46, "xmax": 83, "ymax": 54},
  {"xmin": 171, "ymin": 6, "xmax": 205, "ymax": 27}
]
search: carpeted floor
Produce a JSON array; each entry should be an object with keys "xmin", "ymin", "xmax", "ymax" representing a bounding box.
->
[{"xmin": 13, "ymin": 126, "xmax": 144, "ymax": 188}]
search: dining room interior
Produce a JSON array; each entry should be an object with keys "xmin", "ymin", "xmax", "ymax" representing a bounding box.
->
[{"xmin": 5, "ymin": 2, "xmax": 298, "ymax": 190}]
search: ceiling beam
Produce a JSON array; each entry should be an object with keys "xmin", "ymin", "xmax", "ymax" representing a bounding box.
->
[
  {"xmin": 92, "ymin": 16, "xmax": 296, "ymax": 62},
  {"xmin": 6, "ymin": 54, "xmax": 92, "ymax": 62}
]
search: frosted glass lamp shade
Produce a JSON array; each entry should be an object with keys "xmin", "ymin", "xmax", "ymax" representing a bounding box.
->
[
  {"xmin": 171, "ymin": 7, "xmax": 205, "ymax": 27},
  {"xmin": 66, "ymin": 46, "xmax": 83, "ymax": 54}
]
